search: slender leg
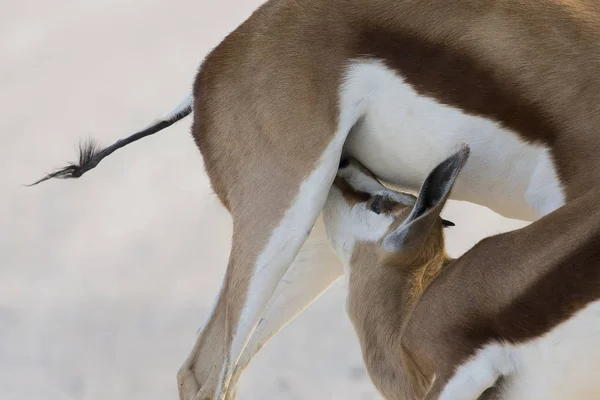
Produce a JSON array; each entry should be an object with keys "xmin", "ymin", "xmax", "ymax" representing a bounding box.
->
[
  {"xmin": 226, "ymin": 217, "xmax": 343, "ymax": 396},
  {"xmin": 178, "ymin": 133, "xmax": 346, "ymax": 400}
]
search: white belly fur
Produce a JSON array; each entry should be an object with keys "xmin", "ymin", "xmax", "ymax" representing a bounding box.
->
[
  {"xmin": 339, "ymin": 60, "xmax": 565, "ymax": 220},
  {"xmin": 500, "ymin": 300, "xmax": 600, "ymax": 400},
  {"xmin": 441, "ymin": 300, "xmax": 600, "ymax": 400}
]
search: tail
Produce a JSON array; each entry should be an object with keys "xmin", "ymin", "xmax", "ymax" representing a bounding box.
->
[{"xmin": 27, "ymin": 93, "xmax": 194, "ymax": 186}]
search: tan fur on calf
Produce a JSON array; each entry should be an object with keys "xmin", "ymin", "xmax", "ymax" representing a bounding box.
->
[{"xmin": 325, "ymin": 152, "xmax": 600, "ymax": 399}]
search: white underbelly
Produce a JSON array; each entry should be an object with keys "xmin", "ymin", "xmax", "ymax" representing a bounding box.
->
[
  {"xmin": 501, "ymin": 301, "xmax": 600, "ymax": 400},
  {"xmin": 441, "ymin": 301, "xmax": 600, "ymax": 399},
  {"xmin": 339, "ymin": 60, "xmax": 565, "ymax": 221}
]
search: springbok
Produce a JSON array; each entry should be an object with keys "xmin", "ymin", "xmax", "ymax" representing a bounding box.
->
[
  {"xmin": 31, "ymin": 0, "xmax": 600, "ymax": 398},
  {"xmin": 324, "ymin": 147, "xmax": 600, "ymax": 400}
]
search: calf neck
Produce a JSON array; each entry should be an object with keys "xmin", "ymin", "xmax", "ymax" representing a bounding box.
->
[{"xmin": 324, "ymin": 149, "xmax": 600, "ymax": 399}]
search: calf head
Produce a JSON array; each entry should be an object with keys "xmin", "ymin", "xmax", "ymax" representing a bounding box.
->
[
  {"xmin": 324, "ymin": 146, "xmax": 470, "ymax": 273},
  {"xmin": 323, "ymin": 147, "xmax": 470, "ymax": 399}
]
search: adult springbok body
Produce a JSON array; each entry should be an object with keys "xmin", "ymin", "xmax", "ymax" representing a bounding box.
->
[
  {"xmin": 33, "ymin": 0, "xmax": 600, "ymax": 398},
  {"xmin": 324, "ymin": 148, "xmax": 600, "ymax": 399}
]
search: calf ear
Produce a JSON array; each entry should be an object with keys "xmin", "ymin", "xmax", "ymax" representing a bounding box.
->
[{"xmin": 383, "ymin": 146, "xmax": 470, "ymax": 252}]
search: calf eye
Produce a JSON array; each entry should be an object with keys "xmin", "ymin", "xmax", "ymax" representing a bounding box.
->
[{"xmin": 368, "ymin": 196, "xmax": 384, "ymax": 214}]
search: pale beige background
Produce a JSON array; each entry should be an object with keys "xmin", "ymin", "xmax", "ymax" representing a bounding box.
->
[{"xmin": 1, "ymin": 1, "xmax": 528, "ymax": 399}]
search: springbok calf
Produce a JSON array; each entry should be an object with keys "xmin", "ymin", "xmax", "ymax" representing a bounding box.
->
[
  {"xmin": 323, "ymin": 148, "xmax": 600, "ymax": 400},
  {"xmin": 33, "ymin": 0, "xmax": 600, "ymax": 398}
]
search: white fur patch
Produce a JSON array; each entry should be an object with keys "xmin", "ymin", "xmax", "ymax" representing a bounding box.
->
[
  {"xmin": 233, "ymin": 237, "xmax": 343, "ymax": 378},
  {"xmin": 139, "ymin": 93, "xmax": 194, "ymax": 133},
  {"xmin": 440, "ymin": 343, "xmax": 518, "ymax": 400},
  {"xmin": 524, "ymin": 148, "xmax": 566, "ymax": 216},
  {"xmin": 341, "ymin": 60, "xmax": 565, "ymax": 220},
  {"xmin": 164, "ymin": 92, "xmax": 193, "ymax": 121},
  {"xmin": 441, "ymin": 301, "xmax": 600, "ymax": 399},
  {"xmin": 500, "ymin": 300, "xmax": 600, "ymax": 399},
  {"xmin": 323, "ymin": 186, "xmax": 394, "ymax": 270}
]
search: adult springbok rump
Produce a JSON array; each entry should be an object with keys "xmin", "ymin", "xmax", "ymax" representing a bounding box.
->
[
  {"xmin": 324, "ymin": 148, "xmax": 600, "ymax": 400},
  {"xmin": 32, "ymin": 0, "xmax": 600, "ymax": 398}
]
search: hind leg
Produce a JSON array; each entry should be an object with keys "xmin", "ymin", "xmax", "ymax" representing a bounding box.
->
[
  {"xmin": 178, "ymin": 132, "xmax": 346, "ymax": 400},
  {"xmin": 180, "ymin": 219, "xmax": 342, "ymax": 400},
  {"xmin": 226, "ymin": 218, "xmax": 343, "ymax": 396},
  {"xmin": 179, "ymin": 221, "xmax": 343, "ymax": 400}
]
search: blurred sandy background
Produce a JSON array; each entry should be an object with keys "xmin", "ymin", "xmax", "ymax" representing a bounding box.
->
[{"xmin": 1, "ymin": 1, "xmax": 528, "ymax": 399}]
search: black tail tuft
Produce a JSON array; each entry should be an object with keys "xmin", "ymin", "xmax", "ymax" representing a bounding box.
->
[
  {"xmin": 26, "ymin": 139, "xmax": 106, "ymax": 186},
  {"xmin": 26, "ymin": 93, "xmax": 193, "ymax": 187}
]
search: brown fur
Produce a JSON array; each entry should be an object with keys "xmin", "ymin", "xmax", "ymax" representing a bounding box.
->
[
  {"xmin": 346, "ymin": 218, "xmax": 448, "ymax": 399},
  {"xmin": 181, "ymin": 1, "xmax": 600, "ymax": 397},
  {"xmin": 344, "ymin": 183, "xmax": 600, "ymax": 399},
  {"xmin": 194, "ymin": 0, "xmax": 600, "ymax": 207}
]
